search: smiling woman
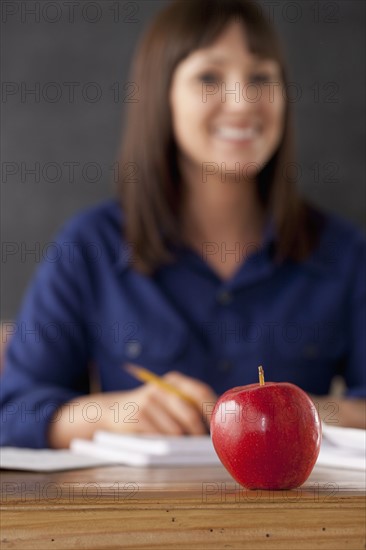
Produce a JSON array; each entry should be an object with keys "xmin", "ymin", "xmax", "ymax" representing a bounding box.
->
[
  {"xmin": 120, "ymin": 0, "xmax": 313, "ymax": 275},
  {"xmin": 0, "ymin": 0, "xmax": 365, "ymax": 449}
]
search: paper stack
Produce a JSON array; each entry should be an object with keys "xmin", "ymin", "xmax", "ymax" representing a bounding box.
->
[
  {"xmin": 69, "ymin": 423, "xmax": 365, "ymax": 470},
  {"xmin": 1, "ymin": 423, "xmax": 365, "ymax": 473},
  {"xmin": 70, "ymin": 432, "xmax": 220, "ymax": 466}
]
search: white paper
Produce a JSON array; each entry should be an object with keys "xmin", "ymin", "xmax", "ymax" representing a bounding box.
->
[
  {"xmin": 94, "ymin": 431, "xmax": 217, "ymax": 456},
  {"xmin": 321, "ymin": 423, "xmax": 365, "ymax": 452},
  {"xmin": 0, "ymin": 447, "xmax": 113, "ymax": 472},
  {"xmin": 70, "ymin": 437, "xmax": 221, "ymax": 466},
  {"xmin": 316, "ymin": 423, "xmax": 366, "ymax": 471}
]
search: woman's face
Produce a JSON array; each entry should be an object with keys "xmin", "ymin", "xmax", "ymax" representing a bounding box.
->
[{"xmin": 169, "ymin": 21, "xmax": 285, "ymax": 179}]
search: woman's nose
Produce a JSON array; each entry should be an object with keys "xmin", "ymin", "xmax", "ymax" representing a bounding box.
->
[{"xmin": 220, "ymin": 80, "xmax": 258, "ymax": 112}]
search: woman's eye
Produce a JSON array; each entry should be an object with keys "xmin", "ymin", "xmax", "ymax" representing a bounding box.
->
[
  {"xmin": 198, "ymin": 72, "xmax": 220, "ymax": 84},
  {"xmin": 249, "ymin": 73, "xmax": 272, "ymax": 84}
]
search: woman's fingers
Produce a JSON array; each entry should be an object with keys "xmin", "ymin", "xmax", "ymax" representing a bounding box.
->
[
  {"xmin": 127, "ymin": 384, "xmax": 190, "ymax": 435},
  {"xmin": 153, "ymin": 371, "xmax": 218, "ymax": 433},
  {"xmin": 154, "ymin": 389, "xmax": 208, "ymax": 435},
  {"xmin": 139, "ymin": 386, "xmax": 187, "ymax": 435},
  {"xmin": 163, "ymin": 371, "xmax": 218, "ymax": 425},
  {"xmin": 109, "ymin": 371, "xmax": 218, "ymax": 435}
]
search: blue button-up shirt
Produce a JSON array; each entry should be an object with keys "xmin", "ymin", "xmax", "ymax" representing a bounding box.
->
[{"xmin": 1, "ymin": 199, "xmax": 365, "ymax": 447}]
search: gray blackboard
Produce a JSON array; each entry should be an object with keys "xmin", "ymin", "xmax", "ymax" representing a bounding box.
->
[{"xmin": 1, "ymin": 0, "xmax": 365, "ymax": 319}]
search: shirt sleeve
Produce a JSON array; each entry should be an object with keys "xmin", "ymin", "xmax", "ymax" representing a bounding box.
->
[
  {"xmin": 343, "ymin": 236, "xmax": 366, "ymax": 398},
  {"xmin": 0, "ymin": 222, "xmax": 91, "ymax": 448}
]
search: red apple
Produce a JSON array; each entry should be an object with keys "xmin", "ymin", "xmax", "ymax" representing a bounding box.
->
[{"xmin": 210, "ymin": 367, "xmax": 322, "ymax": 490}]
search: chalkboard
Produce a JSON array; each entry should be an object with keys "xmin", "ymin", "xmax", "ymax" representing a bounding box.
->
[{"xmin": 1, "ymin": 0, "xmax": 365, "ymax": 319}]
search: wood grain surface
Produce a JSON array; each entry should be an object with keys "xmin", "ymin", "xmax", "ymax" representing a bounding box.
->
[{"xmin": 1, "ymin": 464, "xmax": 365, "ymax": 549}]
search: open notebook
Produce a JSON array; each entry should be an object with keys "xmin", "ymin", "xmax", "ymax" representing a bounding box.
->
[{"xmin": 1, "ymin": 423, "xmax": 365, "ymax": 472}]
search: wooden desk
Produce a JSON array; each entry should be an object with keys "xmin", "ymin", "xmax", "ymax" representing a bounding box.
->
[{"xmin": 1, "ymin": 464, "xmax": 365, "ymax": 549}]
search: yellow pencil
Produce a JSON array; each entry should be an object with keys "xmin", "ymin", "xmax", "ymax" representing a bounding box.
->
[{"xmin": 124, "ymin": 364, "xmax": 198, "ymax": 407}]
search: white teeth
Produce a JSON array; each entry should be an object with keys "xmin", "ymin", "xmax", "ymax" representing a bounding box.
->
[{"xmin": 216, "ymin": 127, "xmax": 256, "ymax": 140}]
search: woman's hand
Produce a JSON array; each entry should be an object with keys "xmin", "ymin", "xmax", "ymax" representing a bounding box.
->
[
  {"xmin": 308, "ymin": 393, "xmax": 366, "ymax": 429},
  {"xmin": 100, "ymin": 370, "xmax": 218, "ymax": 436},
  {"xmin": 48, "ymin": 371, "xmax": 217, "ymax": 448}
]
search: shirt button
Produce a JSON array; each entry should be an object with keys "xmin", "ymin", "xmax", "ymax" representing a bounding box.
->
[
  {"xmin": 217, "ymin": 360, "xmax": 233, "ymax": 372},
  {"xmin": 125, "ymin": 341, "xmax": 141, "ymax": 359},
  {"xmin": 217, "ymin": 290, "xmax": 233, "ymax": 305}
]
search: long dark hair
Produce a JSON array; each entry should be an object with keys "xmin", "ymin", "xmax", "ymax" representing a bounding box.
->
[{"xmin": 118, "ymin": 0, "xmax": 318, "ymax": 273}]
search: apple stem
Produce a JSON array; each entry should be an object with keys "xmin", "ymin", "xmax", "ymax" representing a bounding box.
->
[{"xmin": 258, "ymin": 366, "xmax": 265, "ymax": 386}]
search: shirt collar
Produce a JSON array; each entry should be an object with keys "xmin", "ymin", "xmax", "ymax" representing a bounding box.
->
[
  {"xmin": 114, "ymin": 218, "xmax": 278, "ymax": 275},
  {"xmin": 114, "ymin": 211, "xmax": 332, "ymax": 275}
]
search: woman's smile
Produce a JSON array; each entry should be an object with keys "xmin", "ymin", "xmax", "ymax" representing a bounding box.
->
[{"xmin": 213, "ymin": 124, "xmax": 259, "ymax": 145}]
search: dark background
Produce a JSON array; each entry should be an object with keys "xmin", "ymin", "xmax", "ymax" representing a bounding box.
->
[{"xmin": 1, "ymin": 0, "xmax": 365, "ymax": 320}]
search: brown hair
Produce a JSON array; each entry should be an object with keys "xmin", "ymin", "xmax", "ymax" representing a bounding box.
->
[{"xmin": 118, "ymin": 0, "xmax": 319, "ymax": 273}]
